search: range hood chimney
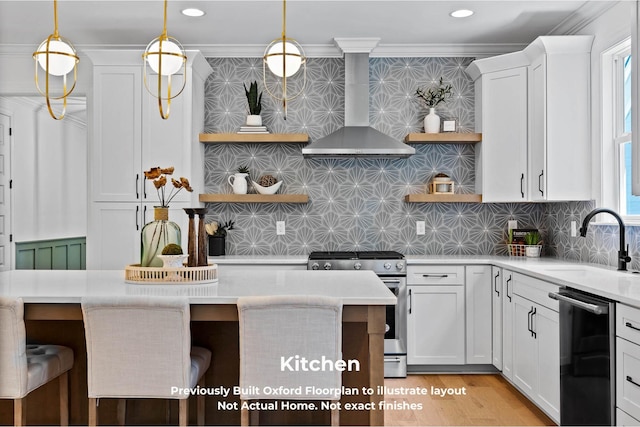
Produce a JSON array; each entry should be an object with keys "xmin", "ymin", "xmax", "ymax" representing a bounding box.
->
[{"xmin": 302, "ymin": 38, "xmax": 415, "ymax": 158}]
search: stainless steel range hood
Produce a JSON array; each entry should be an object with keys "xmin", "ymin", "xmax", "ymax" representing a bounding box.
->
[{"xmin": 302, "ymin": 42, "xmax": 415, "ymax": 158}]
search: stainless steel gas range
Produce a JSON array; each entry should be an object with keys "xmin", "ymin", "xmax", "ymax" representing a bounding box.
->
[{"xmin": 307, "ymin": 251, "xmax": 407, "ymax": 378}]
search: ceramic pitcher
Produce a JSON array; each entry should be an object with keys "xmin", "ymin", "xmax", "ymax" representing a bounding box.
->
[{"xmin": 228, "ymin": 173, "xmax": 248, "ymax": 194}]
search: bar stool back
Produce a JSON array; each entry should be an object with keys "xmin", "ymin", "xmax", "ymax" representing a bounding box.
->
[
  {"xmin": 0, "ymin": 297, "xmax": 74, "ymax": 426},
  {"xmin": 81, "ymin": 296, "xmax": 211, "ymax": 426},
  {"xmin": 237, "ymin": 295, "xmax": 342, "ymax": 426}
]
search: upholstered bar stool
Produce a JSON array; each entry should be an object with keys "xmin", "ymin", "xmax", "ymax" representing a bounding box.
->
[
  {"xmin": 0, "ymin": 297, "xmax": 74, "ymax": 426},
  {"xmin": 81, "ymin": 296, "xmax": 211, "ymax": 426},
  {"xmin": 237, "ymin": 295, "xmax": 342, "ymax": 426}
]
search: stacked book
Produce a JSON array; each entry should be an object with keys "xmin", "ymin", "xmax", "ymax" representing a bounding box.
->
[{"xmin": 237, "ymin": 125, "xmax": 269, "ymax": 134}]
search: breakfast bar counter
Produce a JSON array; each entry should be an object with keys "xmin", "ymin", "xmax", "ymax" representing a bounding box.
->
[{"xmin": 0, "ymin": 269, "xmax": 394, "ymax": 426}]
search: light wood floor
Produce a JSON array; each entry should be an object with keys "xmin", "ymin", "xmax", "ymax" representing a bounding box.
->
[{"xmin": 383, "ymin": 374, "xmax": 556, "ymax": 426}]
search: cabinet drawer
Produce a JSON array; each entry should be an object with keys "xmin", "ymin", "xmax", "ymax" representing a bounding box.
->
[
  {"xmin": 512, "ymin": 273, "xmax": 559, "ymax": 312},
  {"xmin": 617, "ymin": 337, "xmax": 640, "ymax": 421},
  {"xmin": 407, "ymin": 265, "xmax": 465, "ymax": 285},
  {"xmin": 618, "ymin": 304, "xmax": 640, "ymax": 345}
]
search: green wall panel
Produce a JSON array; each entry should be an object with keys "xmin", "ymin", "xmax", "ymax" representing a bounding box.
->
[{"xmin": 16, "ymin": 237, "xmax": 86, "ymax": 270}]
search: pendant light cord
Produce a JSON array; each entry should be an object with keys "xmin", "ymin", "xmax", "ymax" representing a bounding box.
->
[
  {"xmin": 53, "ymin": 0, "xmax": 59, "ymax": 38},
  {"xmin": 162, "ymin": 0, "xmax": 168, "ymax": 37}
]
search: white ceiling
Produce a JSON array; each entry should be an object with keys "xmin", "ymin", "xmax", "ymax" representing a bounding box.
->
[{"xmin": 0, "ymin": 1, "xmax": 620, "ymax": 56}]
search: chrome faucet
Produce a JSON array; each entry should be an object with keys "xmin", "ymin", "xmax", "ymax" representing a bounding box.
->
[{"xmin": 579, "ymin": 208, "xmax": 631, "ymax": 271}]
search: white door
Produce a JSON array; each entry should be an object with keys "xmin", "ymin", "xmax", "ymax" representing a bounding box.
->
[
  {"xmin": 479, "ymin": 67, "xmax": 528, "ymax": 202},
  {"xmin": 466, "ymin": 265, "xmax": 493, "ymax": 364},
  {"xmin": 502, "ymin": 270, "xmax": 515, "ymax": 379},
  {"xmin": 491, "ymin": 266, "xmax": 503, "ymax": 370},
  {"xmin": 512, "ymin": 294, "xmax": 538, "ymax": 396},
  {"xmin": 407, "ymin": 285, "xmax": 465, "ymax": 365},
  {"xmin": 0, "ymin": 113, "xmax": 11, "ymax": 271}
]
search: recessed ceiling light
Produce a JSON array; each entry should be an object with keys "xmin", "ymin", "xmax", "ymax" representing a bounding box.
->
[
  {"xmin": 450, "ymin": 9, "xmax": 474, "ymax": 18},
  {"xmin": 181, "ymin": 8, "xmax": 205, "ymax": 17}
]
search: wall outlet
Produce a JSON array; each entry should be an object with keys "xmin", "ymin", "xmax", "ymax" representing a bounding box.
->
[
  {"xmin": 508, "ymin": 220, "xmax": 518, "ymax": 231},
  {"xmin": 276, "ymin": 221, "xmax": 285, "ymax": 236},
  {"xmin": 416, "ymin": 221, "xmax": 426, "ymax": 235},
  {"xmin": 571, "ymin": 221, "xmax": 577, "ymax": 237}
]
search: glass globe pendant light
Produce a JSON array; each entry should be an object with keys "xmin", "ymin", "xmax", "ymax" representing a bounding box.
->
[
  {"xmin": 142, "ymin": 0, "xmax": 187, "ymax": 120},
  {"xmin": 263, "ymin": 0, "xmax": 306, "ymax": 119},
  {"xmin": 32, "ymin": 0, "xmax": 79, "ymax": 120}
]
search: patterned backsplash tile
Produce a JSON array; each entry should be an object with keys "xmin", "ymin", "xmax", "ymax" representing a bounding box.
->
[{"xmin": 203, "ymin": 56, "xmax": 640, "ymax": 266}]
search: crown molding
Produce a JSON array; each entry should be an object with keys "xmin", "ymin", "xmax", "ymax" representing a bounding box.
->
[
  {"xmin": 0, "ymin": 42, "xmax": 526, "ymax": 59},
  {"xmin": 549, "ymin": 1, "xmax": 619, "ymax": 35}
]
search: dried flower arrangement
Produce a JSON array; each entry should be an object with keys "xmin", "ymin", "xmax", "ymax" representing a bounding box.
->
[{"xmin": 144, "ymin": 166, "xmax": 194, "ymax": 207}]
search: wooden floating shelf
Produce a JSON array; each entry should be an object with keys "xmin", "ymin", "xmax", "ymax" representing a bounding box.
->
[
  {"xmin": 404, "ymin": 194, "xmax": 483, "ymax": 203},
  {"xmin": 199, "ymin": 194, "xmax": 309, "ymax": 204},
  {"xmin": 404, "ymin": 133, "xmax": 482, "ymax": 143},
  {"xmin": 199, "ymin": 133, "xmax": 309, "ymax": 143}
]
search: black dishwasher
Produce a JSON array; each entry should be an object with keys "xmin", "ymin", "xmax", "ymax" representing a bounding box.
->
[{"xmin": 549, "ymin": 288, "xmax": 615, "ymax": 426}]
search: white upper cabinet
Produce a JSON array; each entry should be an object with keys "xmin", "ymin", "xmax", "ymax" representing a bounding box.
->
[
  {"xmin": 525, "ymin": 36, "xmax": 593, "ymax": 201},
  {"xmin": 467, "ymin": 35, "xmax": 593, "ymax": 203}
]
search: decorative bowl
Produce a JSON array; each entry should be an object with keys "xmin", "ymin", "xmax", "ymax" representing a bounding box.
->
[
  {"xmin": 157, "ymin": 254, "xmax": 188, "ymax": 268},
  {"xmin": 252, "ymin": 180, "xmax": 283, "ymax": 195}
]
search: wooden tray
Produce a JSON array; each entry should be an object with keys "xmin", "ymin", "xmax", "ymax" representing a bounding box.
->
[{"xmin": 125, "ymin": 263, "xmax": 218, "ymax": 284}]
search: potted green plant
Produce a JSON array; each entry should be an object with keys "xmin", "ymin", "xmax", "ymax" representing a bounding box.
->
[
  {"xmin": 416, "ymin": 77, "xmax": 453, "ymax": 134},
  {"xmin": 205, "ymin": 220, "xmax": 235, "ymax": 256},
  {"xmin": 156, "ymin": 243, "xmax": 188, "ymax": 268},
  {"xmin": 524, "ymin": 231, "xmax": 542, "ymax": 257},
  {"xmin": 244, "ymin": 81, "xmax": 263, "ymax": 126}
]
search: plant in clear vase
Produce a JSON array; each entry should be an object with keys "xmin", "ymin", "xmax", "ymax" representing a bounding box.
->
[{"xmin": 140, "ymin": 166, "xmax": 194, "ymax": 267}]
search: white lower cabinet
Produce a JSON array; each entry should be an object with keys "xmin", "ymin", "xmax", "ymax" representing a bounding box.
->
[
  {"xmin": 618, "ymin": 408, "xmax": 640, "ymax": 426},
  {"xmin": 491, "ymin": 266, "xmax": 503, "ymax": 370},
  {"xmin": 617, "ymin": 304, "xmax": 640, "ymax": 424},
  {"xmin": 407, "ymin": 284, "xmax": 465, "ymax": 365},
  {"xmin": 466, "ymin": 265, "xmax": 493, "ymax": 364},
  {"xmin": 502, "ymin": 269, "xmax": 515, "ymax": 379},
  {"xmin": 511, "ymin": 273, "xmax": 560, "ymax": 423}
]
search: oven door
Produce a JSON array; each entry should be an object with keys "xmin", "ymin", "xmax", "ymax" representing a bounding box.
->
[{"xmin": 381, "ymin": 277, "xmax": 407, "ymax": 378}]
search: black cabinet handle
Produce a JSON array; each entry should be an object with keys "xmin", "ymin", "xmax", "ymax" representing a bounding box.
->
[
  {"xmin": 527, "ymin": 307, "xmax": 533, "ymax": 334},
  {"xmin": 627, "ymin": 376, "xmax": 640, "ymax": 388},
  {"xmin": 409, "ymin": 289, "xmax": 412, "ymax": 314},
  {"xmin": 423, "ymin": 274, "xmax": 449, "ymax": 278},
  {"xmin": 494, "ymin": 271, "xmax": 500, "ymax": 296},
  {"xmin": 538, "ymin": 170, "xmax": 544, "ymax": 196},
  {"xmin": 531, "ymin": 307, "xmax": 537, "ymax": 339},
  {"xmin": 136, "ymin": 174, "xmax": 140, "ymax": 199},
  {"xmin": 626, "ymin": 322, "xmax": 640, "ymax": 332},
  {"xmin": 520, "ymin": 173, "xmax": 525, "ymax": 198},
  {"xmin": 135, "ymin": 205, "xmax": 139, "ymax": 231},
  {"xmin": 506, "ymin": 276, "xmax": 512, "ymax": 302},
  {"xmin": 143, "ymin": 205, "xmax": 147, "ymax": 224}
]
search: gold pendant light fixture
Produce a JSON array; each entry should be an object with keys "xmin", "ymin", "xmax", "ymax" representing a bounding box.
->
[
  {"xmin": 263, "ymin": 0, "xmax": 307, "ymax": 119},
  {"xmin": 142, "ymin": 0, "xmax": 187, "ymax": 120},
  {"xmin": 32, "ymin": 0, "xmax": 79, "ymax": 120}
]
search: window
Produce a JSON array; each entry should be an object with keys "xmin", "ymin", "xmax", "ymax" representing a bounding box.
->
[{"xmin": 614, "ymin": 46, "xmax": 637, "ymax": 215}]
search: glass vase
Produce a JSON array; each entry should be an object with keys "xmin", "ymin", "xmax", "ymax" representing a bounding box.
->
[{"xmin": 140, "ymin": 207, "xmax": 181, "ymax": 267}]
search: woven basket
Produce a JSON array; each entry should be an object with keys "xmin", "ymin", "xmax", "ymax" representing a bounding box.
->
[
  {"xmin": 125, "ymin": 263, "xmax": 218, "ymax": 284},
  {"xmin": 507, "ymin": 244, "xmax": 543, "ymax": 258}
]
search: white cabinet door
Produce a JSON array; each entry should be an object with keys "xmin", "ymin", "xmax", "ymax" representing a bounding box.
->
[
  {"xmin": 91, "ymin": 66, "xmax": 142, "ymax": 202},
  {"xmin": 491, "ymin": 266, "xmax": 503, "ymax": 370},
  {"xmin": 502, "ymin": 269, "xmax": 515, "ymax": 380},
  {"xmin": 466, "ymin": 265, "xmax": 493, "ymax": 364},
  {"xmin": 512, "ymin": 294, "xmax": 538, "ymax": 397},
  {"xmin": 527, "ymin": 37, "xmax": 591, "ymax": 201},
  {"xmin": 407, "ymin": 285, "xmax": 465, "ymax": 365},
  {"xmin": 87, "ymin": 203, "xmax": 141, "ymax": 270},
  {"xmin": 535, "ymin": 303, "xmax": 560, "ymax": 421},
  {"xmin": 477, "ymin": 67, "xmax": 528, "ymax": 202}
]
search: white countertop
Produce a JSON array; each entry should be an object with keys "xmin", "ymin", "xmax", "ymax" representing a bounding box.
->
[
  {"xmin": 208, "ymin": 255, "xmax": 307, "ymax": 265},
  {"xmin": 0, "ymin": 269, "xmax": 396, "ymax": 305}
]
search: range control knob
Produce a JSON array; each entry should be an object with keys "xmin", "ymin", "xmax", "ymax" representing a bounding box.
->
[
  {"xmin": 323, "ymin": 262, "xmax": 332, "ymax": 270},
  {"xmin": 384, "ymin": 262, "xmax": 392, "ymax": 270},
  {"xmin": 354, "ymin": 262, "xmax": 362, "ymax": 270},
  {"xmin": 396, "ymin": 262, "xmax": 405, "ymax": 270},
  {"xmin": 311, "ymin": 262, "xmax": 320, "ymax": 270}
]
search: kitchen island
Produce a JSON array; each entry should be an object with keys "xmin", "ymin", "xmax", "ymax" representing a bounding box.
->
[{"xmin": 0, "ymin": 269, "xmax": 395, "ymax": 426}]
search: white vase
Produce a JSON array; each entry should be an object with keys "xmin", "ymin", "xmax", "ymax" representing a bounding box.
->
[
  {"xmin": 246, "ymin": 115, "xmax": 262, "ymax": 126},
  {"xmin": 228, "ymin": 173, "xmax": 249, "ymax": 194},
  {"xmin": 424, "ymin": 108, "xmax": 441, "ymax": 133}
]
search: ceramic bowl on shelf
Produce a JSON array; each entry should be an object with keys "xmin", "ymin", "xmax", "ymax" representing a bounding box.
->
[{"xmin": 251, "ymin": 180, "xmax": 283, "ymax": 195}]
